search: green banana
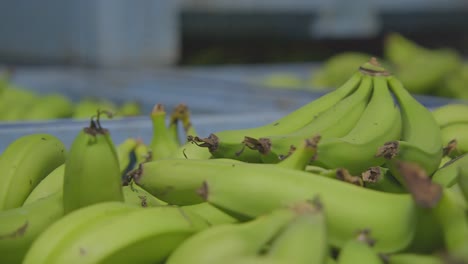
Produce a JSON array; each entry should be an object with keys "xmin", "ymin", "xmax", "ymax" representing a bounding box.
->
[
  {"xmin": 361, "ymin": 166, "xmax": 405, "ymax": 193},
  {"xmin": 23, "ymin": 164, "xmax": 65, "ymax": 205},
  {"xmin": 63, "ymin": 115, "xmax": 123, "ymax": 214},
  {"xmin": 23, "ymin": 201, "xmax": 140, "ymax": 264},
  {"xmin": 0, "ymin": 193, "xmax": 64, "ymax": 264},
  {"xmin": 149, "ymin": 104, "xmax": 180, "ymax": 160},
  {"xmin": 431, "ymin": 103, "xmax": 468, "ymax": 127},
  {"xmin": 24, "ymin": 94, "xmax": 74, "ymax": 120},
  {"xmin": 25, "ymin": 204, "xmax": 209, "ymax": 264},
  {"xmin": 117, "ymin": 100, "xmax": 141, "ymax": 117},
  {"xmin": 170, "ymin": 139, "xmax": 213, "ymax": 160},
  {"xmin": 265, "ymin": 199, "xmax": 328, "ymax": 264},
  {"xmin": 311, "ymin": 72, "xmax": 403, "ymax": 174},
  {"xmin": 384, "ymin": 32, "xmax": 423, "ymax": 66},
  {"xmin": 242, "ymin": 73, "xmax": 372, "ymax": 163},
  {"xmin": 0, "ymin": 87, "xmax": 40, "ymax": 121},
  {"xmin": 276, "ymin": 135, "xmax": 320, "ymax": 170},
  {"xmin": 432, "ymin": 153, "xmax": 468, "ymax": 188},
  {"xmin": 381, "ymin": 253, "xmax": 444, "ymax": 264},
  {"xmin": 182, "ymin": 202, "xmax": 239, "ymax": 225},
  {"xmin": 336, "ymin": 230, "xmax": 384, "ymax": 264},
  {"xmin": 0, "ymin": 133, "xmax": 66, "ymax": 210},
  {"xmin": 376, "ymin": 76, "xmax": 443, "ymax": 186},
  {"xmin": 429, "ymin": 189, "xmax": 468, "ymax": 262},
  {"xmin": 122, "ymin": 183, "xmax": 167, "ymax": 207},
  {"xmin": 168, "ymin": 104, "xmax": 184, "ymax": 144},
  {"xmin": 134, "ymin": 158, "xmax": 417, "ymax": 252},
  {"xmin": 166, "ymin": 205, "xmax": 301, "ymax": 264},
  {"xmin": 189, "ymin": 72, "xmax": 363, "ymax": 161},
  {"xmin": 441, "ymin": 122, "xmax": 468, "ymax": 157},
  {"xmin": 310, "ymin": 52, "xmax": 375, "ymax": 88}
]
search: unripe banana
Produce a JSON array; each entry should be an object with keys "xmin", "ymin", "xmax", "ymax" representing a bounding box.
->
[
  {"xmin": 377, "ymin": 76, "xmax": 443, "ymax": 186},
  {"xmin": 441, "ymin": 122, "xmax": 468, "ymax": 157},
  {"xmin": 118, "ymin": 100, "xmax": 141, "ymax": 117},
  {"xmin": 25, "ymin": 204, "xmax": 209, "ymax": 264},
  {"xmin": 311, "ymin": 67, "xmax": 402, "ymax": 174},
  {"xmin": 336, "ymin": 230, "xmax": 384, "ymax": 264},
  {"xmin": 23, "ymin": 164, "xmax": 65, "ymax": 205},
  {"xmin": 241, "ymin": 73, "xmax": 371, "ymax": 163},
  {"xmin": 135, "ymin": 158, "xmax": 417, "ymax": 252},
  {"xmin": 166, "ymin": 205, "xmax": 301, "ymax": 264},
  {"xmin": 265, "ymin": 199, "xmax": 328, "ymax": 264},
  {"xmin": 23, "ymin": 201, "xmax": 140, "ymax": 264},
  {"xmin": 0, "ymin": 133, "xmax": 66, "ymax": 210},
  {"xmin": 276, "ymin": 135, "xmax": 320, "ymax": 170},
  {"xmin": 431, "ymin": 103, "xmax": 468, "ymax": 128},
  {"xmin": 150, "ymin": 104, "xmax": 180, "ymax": 160},
  {"xmin": 24, "ymin": 94, "xmax": 74, "ymax": 120},
  {"xmin": 429, "ymin": 189, "xmax": 468, "ymax": 262},
  {"xmin": 432, "ymin": 153, "xmax": 468, "ymax": 188},
  {"xmin": 63, "ymin": 115, "xmax": 123, "ymax": 214},
  {"xmin": 182, "ymin": 202, "xmax": 238, "ymax": 225},
  {"xmin": 122, "ymin": 183, "xmax": 167, "ymax": 207},
  {"xmin": 0, "ymin": 193, "xmax": 64, "ymax": 264},
  {"xmin": 189, "ymin": 72, "xmax": 363, "ymax": 161}
]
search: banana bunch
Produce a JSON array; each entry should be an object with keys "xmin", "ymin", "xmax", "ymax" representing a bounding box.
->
[{"xmin": 432, "ymin": 103, "xmax": 468, "ymax": 158}]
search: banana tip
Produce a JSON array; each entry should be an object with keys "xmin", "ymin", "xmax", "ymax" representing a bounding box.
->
[{"xmin": 197, "ymin": 181, "xmax": 209, "ymax": 201}]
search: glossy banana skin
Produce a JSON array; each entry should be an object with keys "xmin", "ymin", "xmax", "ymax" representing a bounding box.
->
[
  {"xmin": 0, "ymin": 193, "xmax": 64, "ymax": 264},
  {"xmin": 0, "ymin": 133, "xmax": 66, "ymax": 210},
  {"xmin": 135, "ymin": 158, "xmax": 416, "ymax": 253},
  {"xmin": 63, "ymin": 122, "xmax": 124, "ymax": 214},
  {"xmin": 25, "ymin": 203, "xmax": 209, "ymax": 264}
]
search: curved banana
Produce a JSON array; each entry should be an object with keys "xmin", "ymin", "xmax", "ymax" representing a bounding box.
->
[
  {"xmin": 189, "ymin": 72, "xmax": 363, "ymax": 161},
  {"xmin": 242, "ymin": 74, "xmax": 372, "ymax": 163},
  {"xmin": 135, "ymin": 158, "xmax": 417, "ymax": 252},
  {"xmin": 63, "ymin": 116, "xmax": 123, "ymax": 214},
  {"xmin": 25, "ymin": 205, "xmax": 208, "ymax": 264},
  {"xmin": 311, "ymin": 72, "xmax": 402, "ymax": 174},
  {"xmin": 23, "ymin": 201, "xmax": 140, "ymax": 264},
  {"xmin": 24, "ymin": 94, "xmax": 74, "ymax": 120},
  {"xmin": 377, "ymin": 76, "xmax": 443, "ymax": 186},
  {"xmin": 265, "ymin": 200, "xmax": 328, "ymax": 264},
  {"xmin": 166, "ymin": 205, "xmax": 300, "ymax": 264},
  {"xmin": 441, "ymin": 122, "xmax": 468, "ymax": 157},
  {"xmin": 336, "ymin": 230, "xmax": 384, "ymax": 264},
  {"xmin": 23, "ymin": 164, "xmax": 65, "ymax": 205},
  {"xmin": 432, "ymin": 153, "xmax": 468, "ymax": 188},
  {"xmin": 0, "ymin": 193, "xmax": 64, "ymax": 264},
  {"xmin": 149, "ymin": 104, "xmax": 180, "ymax": 160},
  {"xmin": 0, "ymin": 133, "xmax": 66, "ymax": 210},
  {"xmin": 431, "ymin": 103, "xmax": 468, "ymax": 128}
]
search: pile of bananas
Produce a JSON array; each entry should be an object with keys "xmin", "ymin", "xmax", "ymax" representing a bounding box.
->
[
  {"xmin": 311, "ymin": 33, "xmax": 466, "ymax": 99},
  {"xmin": 0, "ymin": 73, "xmax": 141, "ymax": 121},
  {"xmin": 1, "ymin": 59, "xmax": 468, "ymax": 264}
]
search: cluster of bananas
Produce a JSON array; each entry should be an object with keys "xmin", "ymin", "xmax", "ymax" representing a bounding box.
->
[
  {"xmin": 0, "ymin": 74, "xmax": 141, "ymax": 121},
  {"xmin": 1, "ymin": 59, "xmax": 468, "ymax": 264},
  {"xmin": 309, "ymin": 33, "xmax": 466, "ymax": 99}
]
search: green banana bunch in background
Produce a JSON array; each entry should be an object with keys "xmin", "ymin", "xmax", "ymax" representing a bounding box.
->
[{"xmin": 432, "ymin": 103, "xmax": 468, "ymax": 158}]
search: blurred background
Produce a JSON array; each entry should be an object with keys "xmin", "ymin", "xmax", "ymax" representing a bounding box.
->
[{"xmin": 0, "ymin": 0, "xmax": 467, "ymax": 123}]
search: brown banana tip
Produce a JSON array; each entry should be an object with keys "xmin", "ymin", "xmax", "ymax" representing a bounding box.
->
[
  {"xmin": 188, "ymin": 134, "xmax": 219, "ymax": 152},
  {"xmin": 336, "ymin": 168, "xmax": 363, "ymax": 187},
  {"xmin": 442, "ymin": 139, "xmax": 458, "ymax": 157},
  {"xmin": 197, "ymin": 181, "xmax": 209, "ymax": 201},
  {"xmin": 369, "ymin": 57, "xmax": 380, "ymax": 66},
  {"xmin": 151, "ymin": 104, "xmax": 165, "ymax": 115},
  {"xmin": 243, "ymin": 137, "xmax": 272, "ymax": 155},
  {"xmin": 375, "ymin": 141, "xmax": 399, "ymax": 159},
  {"xmin": 396, "ymin": 160, "xmax": 443, "ymax": 208},
  {"xmin": 361, "ymin": 167, "xmax": 382, "ymax": 183},
  {"xmin": 127, "ymin": 163, "xmax": 144, "ymax": 184}
]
